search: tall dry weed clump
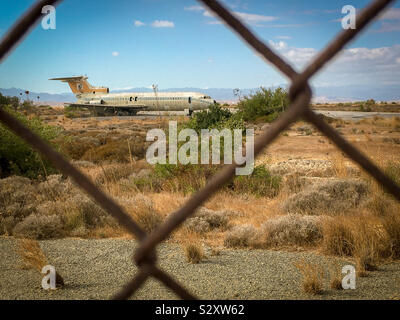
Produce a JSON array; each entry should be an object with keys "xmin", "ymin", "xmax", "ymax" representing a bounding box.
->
[
  {"xmin": 329, "ymin": 262, "xmax": 344, "ymax": 290},
  {"xmin": 293, "ymin": 260, "xmax": 324, "ymax": 295},
  {"xmin": 184, "ymin": 240, "xmax": 206, "ymax": 264},
  {"xmin": 321, "ymin": 212, "xmax": 399, "ymax": 271},
  {"xmin": 16, "ymin": 238, "xmax": 48, "ymax": 271},
  {"xmin": 181, "ymin": 230, "xmax": 206, "ymax": 264},
  {"xmin": 119, "ymin": 194, "xmax": 163, "ymax": 234},
  {"xmin": 16, "ymin": 239, "xmax": 64, "ymax": 288}
]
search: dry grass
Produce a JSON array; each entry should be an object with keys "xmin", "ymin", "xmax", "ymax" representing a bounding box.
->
[
  {"xmin": 329, "ymin": 262, "xmax": 344, "ymax": 290},
  {"xmin": 321, "ymin": 210, "xmax": 400, "ymax": 268},
  {"xmin": 182, "ymin": 232, "xmax": 206, "ymax": 264},
  {"xmin": 224, "ymin": 225, "xmax": 257, "ymax": 248},
  {"xmin": 119, "ymin": 195, "xmax": 163, "ymax": 234},
  {"xmin": 259, "ymin": 215, "xmax": 323, "ymax": 248},
  {"xmin": 184, "ymin": 242, "xmax": 205, "ymax": 264},
  {"xmin": 283, "ymin": 179, "xmax": 368, "ymax": 215},
  {"xmin": 16, "ymin": 239, "xmax": 65, "ymax": 288},
  {"xmin": 16, "ymin": 239, "xmax": 48, "ymax": 271},
  {"xmin": 294, "ymin": 259, "xmax": 324, "ymax": 295}
]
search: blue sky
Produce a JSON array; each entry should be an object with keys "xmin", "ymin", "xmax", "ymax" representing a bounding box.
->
[{"xmin": 0, "ymin": 0, "xmax": 399, "ymax": 95}]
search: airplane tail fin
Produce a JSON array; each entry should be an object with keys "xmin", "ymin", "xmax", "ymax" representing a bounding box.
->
[{"xmin": 49, "ymin": 76, "xmax": 109, "ymax": 96}]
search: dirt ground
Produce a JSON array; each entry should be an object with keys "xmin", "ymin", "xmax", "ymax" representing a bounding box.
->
[{"xmin": 1, "ymin": 238, "xmax": 400, "ymax": 300}]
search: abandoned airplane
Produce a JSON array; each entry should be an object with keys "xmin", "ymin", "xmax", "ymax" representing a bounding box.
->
[{"xmin": 50, "ymin": 76, "xmax": 216, "ymax": 116}]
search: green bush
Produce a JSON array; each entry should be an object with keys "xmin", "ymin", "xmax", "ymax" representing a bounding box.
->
[
  {"xmin": 0, "ymin": 93, "xmax": 19, "ymax": 110},
  {"xmin": 0, "ymin": 106, "xmax": 61, "ymax": 178},
  {"xmin": 237, "ymin": 87, "xmax": 289, "ymax": 122},
  {"xmin": 231, "ymin": 165, "xmax": 281, "ymax": 197},
  {"xmin": 136, "ymin": 163, "xmax": 281, "ymax": 197},
  {"xmin": 185, "ymin": 104, "xmax": 244, "ymax": 132}
]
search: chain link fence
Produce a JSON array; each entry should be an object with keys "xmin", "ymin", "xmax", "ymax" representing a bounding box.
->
[{"xmin": 0, "ymin": 0, "xmax": 399, "ymax": 300}]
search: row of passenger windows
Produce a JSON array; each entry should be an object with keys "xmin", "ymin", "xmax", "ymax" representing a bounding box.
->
[{"xmin": 102, "ymin": 97, "xmax": 192, "ymax": 101}]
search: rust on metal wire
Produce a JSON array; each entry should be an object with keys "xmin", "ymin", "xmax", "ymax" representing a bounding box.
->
[{"xmin": 0, "ymin": 0, "xmax": 399, "ymax": 300}]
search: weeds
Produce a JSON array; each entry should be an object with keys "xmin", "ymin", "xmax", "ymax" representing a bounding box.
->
[
  {"xmin": 16, "ymin": 239, "xmax": 48, "ymax": 271},
  {"xmin": 224, "ymin": 225, "xmax": 257, "ymax": 248},
  {"xmin": 183, "ymin": 235, "xmax": 206, "ymax": 264},
  {"xmin": 294, "ymin": 260, "xmax": 324, "ymax": 295},
  {"xmin": 0, "ymin": 106, "xmax": 61, "ymax": 178},
  {"xmin": 16, "ymin": 239, "xmax": 64, "ymax": 288},
  {"xmin": 260, "ymin": 215, "xmax": 323, "ymax": 248}
]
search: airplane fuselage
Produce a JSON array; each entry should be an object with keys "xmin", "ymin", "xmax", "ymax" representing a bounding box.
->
[{"xmin": 77, "ymin": 91, "xmax": 215, "ymax": 112}]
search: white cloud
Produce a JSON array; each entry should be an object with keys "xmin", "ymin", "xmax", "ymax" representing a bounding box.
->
[
  {"xmin": 199, "ymin": 8, "xmax": 278, "ymax": 26},
  {"xmin": 275, "ymin": 35, "xmax": 292, "ymax": 40},
  {"xmin": 134, "ymin": 20, "xmax": 145, "ymax": 27},
  {"xmin": 233, "ymin": 12, "xmax": 278, "ymax": 24},
  {"xmin": 374, "ymin": 20, "xmax": 400, "ymax": 33},
  {"xmin": 378, "ymin": 7, "xmax": 400, "ymax": 20},
  {"xmin": 151, "ymin": 20, "xmax": 175, "ymax": 28},
  {"xmin": 207, "ymin": 58, "xmax": 214, "ymax": 63},
  {"xmin": 184, "ymin": 5, "xmax": 204, "ymax": 12},
  {"xmin": 111, "ymin": 51, "xmax": 119, "ymax": 57},
  {"xmin": 266, "ymin": 40, "xmax": 400, "ymax": 86}
]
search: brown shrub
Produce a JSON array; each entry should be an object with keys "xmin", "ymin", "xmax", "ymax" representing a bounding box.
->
[
  {"xmin": 13, "ymin": 214, "xmax": 64, "ymax": 239},
  {"xmin": 294, "ymin": 260, "xmax": 324, "ymax": 295},
  {"xmin": 81, "ymin": 137, "xmax": 146, "ymax": 163},
  {"xmin": 134, "ymin": 209, "xmax": 163, "ymax": 234},
  {"xmin": 37, "ymin": 174, "xmax": 75, "ymax": 201},
  {"xmin": 184, "ymin": 241, "xmax": 205, "ymax": 264},
  {"xmin": 321, "ymin": 214, "xmax": 393, "ymax": 266},
  {"xmin": 330, "ymin": 277, "xmax": 343, "ymax": 290},
  {"xmin": 321, "ymin": 217, "xmax": 355, "ymax": 256},
  {"xmin": 120, "ymin": 195, "xmax": 163, "ymax": 234},
  {"xmin": 260, "ymin": 215, "xmax": 323, "ymax": 248},
  {"xmin": 224, "ymin": 225, "xmax": 257, "ymax": 248},
  {"xmin": 94, "ymin": 164, "xmax": 133, "ymax": 185},
  {"xmin": 58, "ymin": 135, "xmax": 99, "ymax": 160},
  {"xmin": 283, "ymin": 179, "xmax": 368, "ymax": 215},
  {"xmin": 365, "ymin": 192, "xmax": 397, "ymax": 217},
  {"xmin": 183, "ymin": 207, "xmax": 230, "ymax": 234},
  {"xmin": 0, "ymin": 176, "xmax": 37, "ymax": 234},
  {"xmin": 184, "ymin": 217, "xmax": 211, "ymax": 234},
  {"xmin": 380, "ymin": 213, "xmax": 400, "ymax": 259}
]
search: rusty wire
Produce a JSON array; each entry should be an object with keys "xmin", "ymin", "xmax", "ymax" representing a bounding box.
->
[{"xmin": 0, "ymin": 0, "xmax": 399, "ymax": 300}]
